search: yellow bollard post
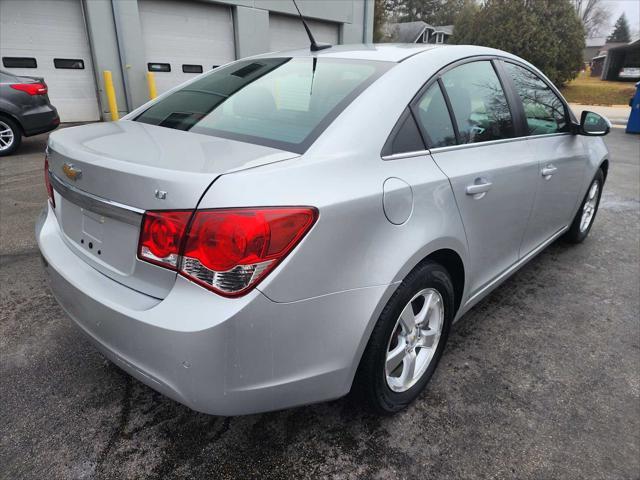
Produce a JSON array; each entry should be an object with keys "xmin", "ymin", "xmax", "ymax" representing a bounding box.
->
[
  {"xmin": 146, "ymin": 71, "xmax": 158, "ymax": 100},
  {"xmin": 102, "ymin": 70, "xmax": 119, "ymax": 121}
]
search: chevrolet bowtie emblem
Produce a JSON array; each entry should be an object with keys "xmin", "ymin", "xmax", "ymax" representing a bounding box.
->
[{"xmin": 62, "ymin": 163, "xmax": 82, "ymax": 181}]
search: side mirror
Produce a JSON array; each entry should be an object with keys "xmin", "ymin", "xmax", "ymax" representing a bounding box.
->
[{"xmin": 578, "ymin": 110, "xmax": 611, "ymax": 136}]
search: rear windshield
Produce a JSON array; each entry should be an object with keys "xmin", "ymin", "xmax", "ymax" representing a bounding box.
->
[
  {"xmin": 134, "ymin": 57, "xmax": 390, "ymax": 153},
  {"xmin": 0, "ymin": 70, "xmax": 19, "ymax": 83}
]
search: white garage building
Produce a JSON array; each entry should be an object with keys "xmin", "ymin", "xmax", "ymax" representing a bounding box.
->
[{"xmin": 0, "ymin": 0, "xmax": 372, "ymax": 122}]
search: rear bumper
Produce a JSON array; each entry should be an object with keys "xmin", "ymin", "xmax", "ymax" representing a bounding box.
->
[
  {"xmin": 36, "ymin": 204, "xmax": 390, "ymax": 415},
  {"xmin": 20, "ymin": 104, "xmax": 59, "ymax": 136}
]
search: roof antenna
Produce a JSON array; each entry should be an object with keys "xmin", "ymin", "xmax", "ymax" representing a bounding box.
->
[{"xmin": 291, "ymin": 0, "xmax": 332, "ymax": 51}]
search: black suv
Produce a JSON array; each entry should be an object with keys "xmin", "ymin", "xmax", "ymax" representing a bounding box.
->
[{"xmin": 0, "ymin": 69, "xmax": 59, "ymax": 156}]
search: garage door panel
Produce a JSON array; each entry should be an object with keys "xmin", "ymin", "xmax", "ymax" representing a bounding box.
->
[
  {"xmin": 0, "ymin": 0, "xmax": 100, "ymax": 122},
  {"xmin": 139, "ymin": 0, "xmax": 235, "ymax": 95},
  {"xmin": 269, "ymin": 14, "xmax": 339, "ymax": 52}
]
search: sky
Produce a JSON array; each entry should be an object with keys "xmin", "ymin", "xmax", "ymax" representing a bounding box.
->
[{"xmin": 603, "ymin": 0, "xmax": 640, "ymax": 38}]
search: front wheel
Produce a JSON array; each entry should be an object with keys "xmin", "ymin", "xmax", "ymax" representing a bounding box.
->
[
  {"xmin": 354, "ymin": 261, "xmax": 454, "ymax": 415},
  {"xmin": 564, "ymin": 168, "xmax": 604, "ymax": 243}
]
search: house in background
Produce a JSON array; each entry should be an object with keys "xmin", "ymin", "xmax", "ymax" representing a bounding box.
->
[
  {"xmin": 584, "ymin": 38, "xmax": 638, "ymax": 80},
  {"xmin": 601, "ymin": 39, "xmax": 640, "ymax": 81},
  {"xmin": 583, "ymin": 37, "xmax": 607, "ymax": 64},
  {"xmin": 383, "ymin": 21, "xmax": 453, "ymax": 44}
]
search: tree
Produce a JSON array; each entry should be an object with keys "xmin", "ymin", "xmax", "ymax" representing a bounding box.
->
[
  {"xmin": 607, "ymin": 13, "xmax": 631, "ymax": 43},
  {"xmin": 382, "ymin": 0, "xmax": 471, "ymax": 26},
  {"xmin": 451, "ymin": 0, "xmax": 585, "ymax": 86},
  {"xmin": 430, "ymin": 0, "xmax": 468, "ymax": 26},
  {"xmin": 572, "ymin": 0, "xmax": 611, "ymax": 38},
  {"xmin": 374, "ymin": 0, "xmax": 390, "ymax": 42}
]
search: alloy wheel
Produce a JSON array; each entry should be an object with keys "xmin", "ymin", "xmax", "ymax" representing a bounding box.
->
[
  {"xmin": 0, "ymin": 120, "xmax": 15, "ymax": 152},
  {"xmin": 580, "ymin": 180, "xmax": 599, "ymax": 233},
  {"xmin": 385, "ymin": 288, "xmax": 444, "ymax": 392}
]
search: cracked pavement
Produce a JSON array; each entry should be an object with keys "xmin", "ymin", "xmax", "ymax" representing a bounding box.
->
[{"xmin": 1, "ymin": 127, "xmax": 638, "ymax": 479}]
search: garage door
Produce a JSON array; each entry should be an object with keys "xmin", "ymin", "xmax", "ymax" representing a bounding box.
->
[
  {"xmin": 0, "ymin": 0, "xmax": 100, "ymax": 122},
  {"xmin": 269, "ymin": 14, "xmax": 339, "ymax": 52},
  {"xmin": 139, "ymin": 0, "xmax": 235, "ymax": 95}
]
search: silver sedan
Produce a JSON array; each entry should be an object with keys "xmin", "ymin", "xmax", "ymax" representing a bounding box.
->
[{"xmin": 36, "ymin": 44, "xmax": 610, "ymax": 415}]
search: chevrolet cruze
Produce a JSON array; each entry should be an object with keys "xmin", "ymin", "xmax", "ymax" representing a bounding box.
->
[{"xmin": 36, "ymin": 44, "xmax": 610, "ymax": 415}]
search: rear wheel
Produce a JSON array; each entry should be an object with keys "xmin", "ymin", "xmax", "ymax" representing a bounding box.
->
[
  {"xmin": 354, "ymin": 261, "xmax": 454, "ymax": 415},
  {"xmin": 0, "ymin": 116, "xmax": 21, "ymax": 157},
  {"xmin": 564, "ymin": 169, "xmax": 604, "ymax": 243}
]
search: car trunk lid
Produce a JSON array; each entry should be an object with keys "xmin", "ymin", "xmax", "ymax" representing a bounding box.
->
[{"xmin": 47, "ymin": 120, "xmax": 298, "ymax": 298}]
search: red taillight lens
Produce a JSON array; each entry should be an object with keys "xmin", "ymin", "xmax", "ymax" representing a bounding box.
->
[
  {"xmin": 181, "ymin": 208, "xmax": 317, "ymax": 296},
  {"xmin": 137, "ymin": 207, "xmax": 317, "ymax": 296},
  {"xmin": 44, "ymin": 154, "xmax": 55, "ymax": 208},
  {"xmin": 138, "ymin": 211, "xmax": 191, "ymax": 269},
  {"xmin": 11, "ymin": 82, "xmax": 47, "ymax": 95}
]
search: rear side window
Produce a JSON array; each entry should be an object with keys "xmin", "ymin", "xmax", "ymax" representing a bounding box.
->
[
  {"xmin": 0, "ymin": 71, "xmax": 18, "ymax": 82},
  {"xmin": 503, "ymin": 62, "xmax": 569, "ymax": 135},
  {"xmin": 414, "ymin": 82, "xmax": 456, "ymax": 148},
  {"xmin": 135, "ymin": 57, "xmax": 390, "ymax": 153},
  {"xmin": 382, "ymin": 109, "xmax": 425, "ymax": 156},
  {"xmin": 441, "ymin": 61, "xmax": 514, "ymax": 144}
]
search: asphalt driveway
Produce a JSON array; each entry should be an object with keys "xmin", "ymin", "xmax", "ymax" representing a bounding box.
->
[{"xmin": 1, "ymin": 127, "xmax": 638, "ymax": 480}]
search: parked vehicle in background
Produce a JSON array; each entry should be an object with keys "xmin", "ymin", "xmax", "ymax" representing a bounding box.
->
[
  {"xmin": 37, "ymin": 44, "xmax": 610, "ymax": 416},
  {"xmin": 619, "ymin": 67, "xmax": 640, "ymax": 80},
  {"xmin": 0, "ymin": 69, "xmax": 59, "ymax": 156}
]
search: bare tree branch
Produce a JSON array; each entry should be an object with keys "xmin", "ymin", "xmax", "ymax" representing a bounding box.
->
[{"xmin": 572, "ymin": 0, "xmax": 611, "ymax": 37}]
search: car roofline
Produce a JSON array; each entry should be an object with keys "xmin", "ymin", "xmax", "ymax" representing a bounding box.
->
[{"xmin": 246, "ymin": 43, "xmax": 448, "ymax": 63}]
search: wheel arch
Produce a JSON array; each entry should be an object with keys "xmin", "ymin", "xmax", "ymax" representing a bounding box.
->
[
  {"xmin": 423, "ymin": 248, "xmax": 465, "ymax": 317},
  {"xmin": 599, "ymin": 158, "xmax": 609, "ymax": 182},
  {"xmin": 349, "ymin": 245, "xmax": 467, "ymax": 394},
  {"xmin": 0, "ymin": 110, "xmax": 25, "ymax": 135},
  {"xmin": 354, "ymin": 244, "xmax": 467, "ymax": 372}
]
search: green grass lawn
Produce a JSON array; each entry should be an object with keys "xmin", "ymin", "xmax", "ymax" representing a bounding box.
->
[{"xmin": 561, "ymin": 72, "xmax": 636, "ymax": 106}]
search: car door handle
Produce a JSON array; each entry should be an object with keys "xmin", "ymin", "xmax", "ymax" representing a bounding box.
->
[
  {"xmin": 541, "ymin": 165, "xmax": 558, "ymax": 179},
  {"xmin": 466, "ymin": 180, "xmax": 493, "ymax": 196}
]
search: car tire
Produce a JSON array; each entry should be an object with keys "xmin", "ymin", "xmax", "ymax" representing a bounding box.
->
[
  {"xmin": 564, "ymin": 168, "xmax": 604, "ymax": 244},
  {"xmin": 354, "ymin": 260, "xmax": 455, "ymax": 415},
  {"xmin": 0, "ymin": 115, "xmax": 22, "ymax": 157}
]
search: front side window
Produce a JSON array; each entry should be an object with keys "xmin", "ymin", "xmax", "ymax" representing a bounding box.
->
[
  {"xmin": 135, "ymin": 57, "xmax": 389, "ymax": 153},
  {"xmin": 503, "ymin": 62, "xmax": 569, "ymax": 135},
  {"xmin": 414, "ymin": 82, "xmax": 456, "ymax": 148},
  {"xmin": 441, "ymin": 61, "xmax": 514, "ymax": 144}
]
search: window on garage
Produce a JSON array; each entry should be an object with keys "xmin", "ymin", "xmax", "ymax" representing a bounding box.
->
[
  {"xmin": 138, "ymin": 0, "xmax": 235, "ymax": 95},
  {"xmin": 148, "ymin": 63, "xmax": 171, "ymax": 72},
  {"xmin": 182, "ymin": 64, "xmax": 203, "ymax": 74},
  {"xmin": 54, "ymin": 58, "xmax": 85, "ymax": 69},
  {"xmin": 2, "ymin": 57, "xmax": 37, "ymax": 68}
]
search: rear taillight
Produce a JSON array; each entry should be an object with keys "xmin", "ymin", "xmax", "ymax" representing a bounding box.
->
[
  {"xmin": 137, "ymin": 207, "xmax": 317, "ymax": 297},
  {"xmin": 11, "ymin": 82, "xmax": 47, "ymax": 96},
  {"xmin": 138, "ymin": 211, "xmax": 191, "ymax": 268},
  {"xmin": 44, "ymin": 154, "xmax": 55, "ymax": 208}
]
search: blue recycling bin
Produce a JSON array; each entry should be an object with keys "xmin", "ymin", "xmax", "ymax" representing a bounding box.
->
[{"xmin": 627, "ymin": 81, "xmax": 640, "ymax": 134}]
